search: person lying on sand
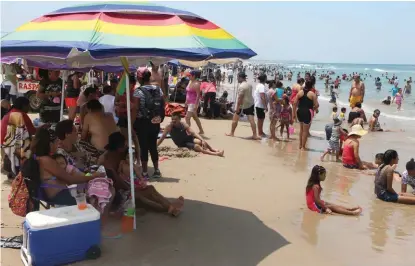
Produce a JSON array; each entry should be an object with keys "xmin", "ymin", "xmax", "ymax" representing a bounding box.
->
[
  {"xmin": 158, "ymin": 112, "xmax": 224, "ymax": 157},
  {"xmin": 99, "ymin": 132, "xmax": 184, "ymax": 216},
  {"xmin": 306, "ymin": 165, "xmax": 362, "ymax": 215}
]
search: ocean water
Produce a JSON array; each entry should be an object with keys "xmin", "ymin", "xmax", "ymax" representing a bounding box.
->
[{"xmin": 267, "ymin": 62, "xmax": 415, "ymax": 121}]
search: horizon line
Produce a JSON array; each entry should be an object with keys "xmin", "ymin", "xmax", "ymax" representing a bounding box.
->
[{"xmin": 247, "ymin": 59, "xmax": 415, "ymax": 66}]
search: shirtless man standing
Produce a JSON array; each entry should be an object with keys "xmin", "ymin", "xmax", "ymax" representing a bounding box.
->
[
  {"xmin": 149, "ymin": 62, "xmax": 162, "ymax": 87},
  {"xmin": 349, "ymin": 74, "xmax": 365, "ymax": 108},
  {"xmin": 81, "ymin": 99, "xmax": 119, "ymax": 160}
]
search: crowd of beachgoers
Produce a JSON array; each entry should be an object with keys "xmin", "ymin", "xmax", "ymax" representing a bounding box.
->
[{"xmin": 1, "ymin": 61, "xmax": 414, "ymax": 231}]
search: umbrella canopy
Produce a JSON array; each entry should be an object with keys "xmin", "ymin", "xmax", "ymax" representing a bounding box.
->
[{"xmin": 1, "ymin": 2, "xmax": 256, "ymax": 62}]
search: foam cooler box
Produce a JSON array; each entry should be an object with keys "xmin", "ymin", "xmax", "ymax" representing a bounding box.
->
[{"xmin": 21, "ymin": 204, "xmax": 101, "ymax": 266}]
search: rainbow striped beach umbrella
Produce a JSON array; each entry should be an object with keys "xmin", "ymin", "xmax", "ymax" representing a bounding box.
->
[{"xmin": 1, "ymin": 1, "xmax": 256, "ymax": 62}]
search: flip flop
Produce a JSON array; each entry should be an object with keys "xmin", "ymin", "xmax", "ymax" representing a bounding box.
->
[{"xmin": 0, "ymin": 235, "xmax": 23, "ymax": 249}]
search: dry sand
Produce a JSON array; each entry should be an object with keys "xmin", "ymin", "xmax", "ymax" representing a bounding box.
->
[{"xmin": 1, "ymin": 105, "xmax": 414, "ymax": 266}]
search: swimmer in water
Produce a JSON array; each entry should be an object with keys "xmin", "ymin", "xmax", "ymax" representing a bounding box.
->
[{"xmin": 349, "ymin": 75, "xmax": 365, "ymax": 108}]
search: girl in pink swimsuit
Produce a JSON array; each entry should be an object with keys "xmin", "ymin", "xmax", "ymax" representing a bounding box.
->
[
  {"xmin": 395, "ymin": 88, "xmax": 403, "ymax": 110},
  {"xmin": 185, "ymin": 70, "xmax": 204, "ymax": 134},
  {"xmin": 306, "ymin": 165, "xmax": 362, "ymax": 215}
]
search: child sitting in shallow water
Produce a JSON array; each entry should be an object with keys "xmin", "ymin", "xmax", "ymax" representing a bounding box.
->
[
  {"xmin": 306, "ymin": 165, "xmax": 362, "ymax": 215},
  {"xmin": 401, "ymin": 158, "xmax": 415, "ymax": 194}
]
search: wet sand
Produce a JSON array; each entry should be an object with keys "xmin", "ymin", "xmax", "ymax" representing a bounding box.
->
[{"xmin": 1, "ymin": 83, "xmax": 415, "ymax": 266}]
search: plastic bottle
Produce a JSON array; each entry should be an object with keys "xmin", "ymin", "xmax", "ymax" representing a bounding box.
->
[{"xmin": 121, "ymin": 197, "xmax": 135, "ymax": 233}]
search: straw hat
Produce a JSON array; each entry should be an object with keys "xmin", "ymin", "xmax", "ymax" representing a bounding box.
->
[{"xmin": 348, "ymin": 124, "xmax": 367, "ymax": 137}]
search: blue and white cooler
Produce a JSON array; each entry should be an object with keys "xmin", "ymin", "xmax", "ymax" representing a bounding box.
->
[{"xmin": 21, "ymin": 205, "xmax": 101, "ymax": 266}]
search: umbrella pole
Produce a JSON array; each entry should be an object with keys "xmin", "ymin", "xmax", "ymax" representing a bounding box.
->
[
  {"xmin": 125, "ymin": 74, "xmax": 137, "ymax": 230},
  {"xmin": 233, "ymin": 68, "xmax": 238, "ymax": 104},
  {"xmin": 60, "ymin": 70, "xmax": 67, "ymax": 121}
]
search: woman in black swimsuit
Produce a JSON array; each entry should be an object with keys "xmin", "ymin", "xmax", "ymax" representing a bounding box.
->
[{"xmin": 293, "ymin": 81, "xmax": 319, "ymax": 150}]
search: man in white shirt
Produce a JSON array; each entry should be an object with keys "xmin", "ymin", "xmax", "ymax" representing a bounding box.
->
[
  {"xmin": 99, "ymin": 85, "xmax": 116, "ymax": 122},
  {"xmin": 254, "ymin": 73, "xmax": 268, "ymax": 137},
  {"xmin": 227, "ymin": 68, "xmax": 234, "ymax": 84},
  {"xmin": 226, "ymin": 72, "xmax": 260, "ymax": 140}
]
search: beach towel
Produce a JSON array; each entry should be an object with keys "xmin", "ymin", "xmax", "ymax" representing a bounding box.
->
[
  {"xmin": 1, "ymin": 110, "xmax": 35, "ymax": 175},
  {"xmin": 165, "ymin": 102, "xmax": 186, "ymax": 117},
  {"xmin": 88, "ymin": 178, "xmax": 113, "ymax": 213},
  {"xmin": 78, "ymin": 140, "xmax": 105, "ymax": 166}
]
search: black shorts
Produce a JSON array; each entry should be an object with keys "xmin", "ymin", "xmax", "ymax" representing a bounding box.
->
[
  {"xmin": 297, "ymin": 108, "xmax": 312, "ymax": 125},
  {"xmin": 178, "ymin": 140, "xmax": 195, "ymax": 150},
  {"xmin": 236, "ymin": 105, "xmax": 255, "ymax": 116},
  {"xmin": 255, "ymin": 107, "xmax": 265, "ymax": 119},
  {"xmin": 50, "ymin": 190, "xmax": 76, "ymax": 206}
]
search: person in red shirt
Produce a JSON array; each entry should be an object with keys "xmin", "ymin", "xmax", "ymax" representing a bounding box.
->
[{"xmin": 200, "ymin": 75, "xmax": 217, "ymax": 119}]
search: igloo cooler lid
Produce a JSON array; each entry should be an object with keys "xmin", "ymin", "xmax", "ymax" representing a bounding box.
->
[{"xmin": 25, "ymin": 205, "xmax": 100, "ymax": 230}]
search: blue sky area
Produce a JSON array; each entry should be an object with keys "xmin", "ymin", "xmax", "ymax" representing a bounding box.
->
[{"xmin": 1, "ymin": 1, "xmax": 414, "ymax": 64}]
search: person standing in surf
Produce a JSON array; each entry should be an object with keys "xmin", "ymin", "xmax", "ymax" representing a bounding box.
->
[{"xmin": 349, "ymin": 74, "xmax": 365, "ymax": 108}]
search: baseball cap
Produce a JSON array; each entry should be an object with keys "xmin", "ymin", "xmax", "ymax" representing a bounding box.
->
[{"xmin": 137, "ymin": 67, "xmax": 151, "ymax": 79}]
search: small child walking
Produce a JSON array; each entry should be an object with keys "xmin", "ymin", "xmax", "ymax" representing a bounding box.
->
[
  {"xmin": 339, "ymin": 107, "xmax": 347, "ymax": 122},
  {"xmin": 321, "ymin": 118, "xmax": 346, "ymax": 161},
  {"xmin": 330, "ymin": 106, "xmax": 338, "ymax": 120},
  {"xmin": 279, "ymin": 97, "xmax": 293, "ymax": 139},
  {"xmin": 306, "ymin": 165, "xmax": 362, "ymax": 215},
  {"xmin": 395, "ymin": 88, "xmax": 403, "ymax": 110}
]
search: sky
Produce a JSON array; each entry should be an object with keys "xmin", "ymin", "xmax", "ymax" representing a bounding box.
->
[{"xmin": 1, "ymin": 1, "xmax": 414, "ymax": 65}]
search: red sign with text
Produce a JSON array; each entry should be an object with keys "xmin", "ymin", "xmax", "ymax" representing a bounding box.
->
[{"xmin": 17, "ymin": 81, "xmax": 40, "ymax": 93}]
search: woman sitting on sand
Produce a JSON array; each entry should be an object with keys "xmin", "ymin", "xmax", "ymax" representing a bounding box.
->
[
  {"xmin": 100, "ymin": 132, "xmax": 184, "ymax": 216},
  {"xmin": 342, "ymin": 125, "xmax": 377, "ymax": 170},
  {"xmin": 375, "ymin": 150, "xmax": 415, "ymax": 204},
  {"xmin": 306, "ymin": 165, "xmax": 362, "ymax": 215},
  {"xmin": 157, "ymin": 112, "xmax": 224, "ymax": 157}
]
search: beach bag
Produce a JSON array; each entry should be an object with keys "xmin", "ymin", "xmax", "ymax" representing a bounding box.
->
[
  {"xmin": 139, "ymin": 85, "xmax": 165, "ymax": 122},
  {"xmin": 325, "ymin": 123, "xmax": 333, "ymax": 141},
  {"xmin": 8, "ymin": 172, "xmax": 34, "ymax": 217}
]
